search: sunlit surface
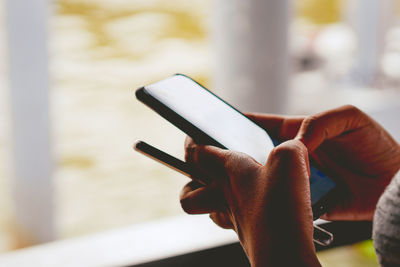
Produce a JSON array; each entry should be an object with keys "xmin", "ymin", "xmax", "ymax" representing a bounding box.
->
[
  {"xmin": 51, "ymin": 0, "xmax": 211, "ymax": 239},
  {"xmin": 0, "ymin": 0, "xmax": 211, "ymax": 249},
  {"xmin": 318, "ymin": 240, "xmax": 379, "ymax": 267}
]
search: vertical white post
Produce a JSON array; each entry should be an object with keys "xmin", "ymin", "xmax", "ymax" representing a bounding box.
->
[
  {"xmin": 349, "ymin": 0, "xmax": 394, "ymax": 84},
  {"xmin": 5, "ymin": 0, "xmax": 54, "ymax": 243},
  {"xmin": 212, "ymin": 0, "xmax": 290, "ymax": 114}
]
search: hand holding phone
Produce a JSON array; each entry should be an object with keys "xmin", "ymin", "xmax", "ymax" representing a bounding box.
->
[
  {"xmin": 181, "ymin": 137, "xmax": 333, "ymax": 255},
  {"xmin": 135, "ymin": 74, "xmax": 336, "ymax": 218},
  {"xmin": 134, "ymin": 74, "xmax": 335, "ymax": 246}
]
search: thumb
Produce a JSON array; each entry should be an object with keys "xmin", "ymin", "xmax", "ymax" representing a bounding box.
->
[
  {"xmin": 267, "ymin": 140, "xmax": 311, "ymax": 201},
  {"xmin": 295, "ymin": 105, "xmax": 370, "ymax": 152}
]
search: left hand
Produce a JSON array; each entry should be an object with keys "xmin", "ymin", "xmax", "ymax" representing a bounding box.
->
[
  {"xmin": 180, "ymin": 137, "xmax": 321, "ymax": 267},
  {"xmin": 245, "ymin": 106, "xmax": 400, "ymax": 221}
]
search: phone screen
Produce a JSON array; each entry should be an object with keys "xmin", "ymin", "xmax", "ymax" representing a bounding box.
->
[
  {"xmin": 146, "ymin": 75, "xmax": 274, "ymax": 165},
  {"xmin": 144, "ymin": 74, "xmax": 336, "ymax": 205}
]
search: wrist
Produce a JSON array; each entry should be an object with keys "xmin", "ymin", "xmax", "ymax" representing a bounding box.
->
[
  {"xmin": 247, "ymin": 240, "xmax": 321, "ymax": 267},
  {"xmin": 238, "ymin": 222, "xmax": 320, "ymax": 267}
]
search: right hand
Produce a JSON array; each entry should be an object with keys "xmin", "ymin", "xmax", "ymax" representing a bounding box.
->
[
  {"xmin": 181, "ymin": 139, "xmax": 320, "ymax": 267},
  {"xmin": 246, "ymin": 105, "xmax": 400, "ymax": 221}
]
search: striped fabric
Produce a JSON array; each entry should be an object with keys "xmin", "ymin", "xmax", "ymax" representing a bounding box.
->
[{"xmin": 373, "ymin": 171, "xmax": 400, "ymax": 266}]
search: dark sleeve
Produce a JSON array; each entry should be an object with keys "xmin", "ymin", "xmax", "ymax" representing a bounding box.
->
[{"xmin": 373, "ymin": 171, "xmax": 400, "ymax": 267}]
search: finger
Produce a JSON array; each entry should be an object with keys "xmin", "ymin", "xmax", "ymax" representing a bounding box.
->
[
  {"xmin": 295, "ymin": 105, "xmax": 372, "ymax": 152},
  {"xmin": 210, "ymin": 212, "xmax": 233, "ymax": 229},
  {"xmin": 268, "ymin": 139, "xmax": 310, "ymax": 178},
  {"xmin": 184, "ymin": 136, "xmax": 211, "ymax": 184},
  {"xmin": 267, "ymin": 140, "xmax": 311, "ymax": 208},
  {"xmin": 180, "ymin": 180, "xmax": 203, "ymax": 197},
  {"xmin": 189, "ymin": 145, "xmax": 232, "ymax": 181},
  {"xmin": 245, "ymin": 112, "xmax": 304, "ymax": 140},
  {"xmin": 184, "ymin": 136, "xmax": 196, "ymax": 162},
  {"xmin": 180, "ymin": 181, "xmax": 225, "ymax": 214},
  {"xmin": 266, "ymin": 140, "xmax": 315, "ymax": 240}
]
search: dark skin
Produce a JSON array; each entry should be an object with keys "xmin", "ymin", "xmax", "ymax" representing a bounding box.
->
[{"xmin": 180, "ymin": 105, "xmax": 400, "ymax": 266}]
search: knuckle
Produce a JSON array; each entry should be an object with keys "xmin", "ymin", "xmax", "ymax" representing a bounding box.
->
[
  {"xmin": 271, "ymin": 141, "xmax": 304, "ymax": 162},
  {"xmin": 272, "ymin": 144, "xmax": 295, "ymax": 157},
  {"xmin": 341, "ymin": 104, "xmax": 366, "ymax": 119},
  {"xmin": 302, "ymin": 115, "xmax": 319, "ymax": 131},
  {"xmin": 342, "ymin": 104, "xmax": 360, "ymax": 113},
  {"xmin": 185, "ymin": 144, "xmax": 197, "ymax": 163}
]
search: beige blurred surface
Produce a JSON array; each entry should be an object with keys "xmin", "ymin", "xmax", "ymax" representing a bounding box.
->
[
  {"xmin": 50, "ymin": 0, "xmax": 211, "ymax": 239},
  {"xmin": 0, "ymin": 0, "xmax": 212, "ymax": 249}
]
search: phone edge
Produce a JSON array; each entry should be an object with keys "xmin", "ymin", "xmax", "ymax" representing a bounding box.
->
[
  {"xmin": 133, "ymin": 140, "xmax": 207, "ymax": 185},
  {"xmin": 136, "ymin": 86, "xmax": 225, "ymax": 148}
]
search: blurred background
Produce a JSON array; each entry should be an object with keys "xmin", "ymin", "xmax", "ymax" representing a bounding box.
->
[{"xmin": 0, "ymin": 0, "xmax": 399, "ymax": 266}]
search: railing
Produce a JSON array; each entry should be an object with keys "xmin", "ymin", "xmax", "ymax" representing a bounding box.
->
[
  {"xmin": 130, "ymin": 222, "xmax": 373, "ymax": 267},
  {"xmin": 4, "ymin": 0, "xmax": 54, "ymax": 243},
  {"xmin": 0, "ymin": 215, "xmax": 373, "ymax": 267}
]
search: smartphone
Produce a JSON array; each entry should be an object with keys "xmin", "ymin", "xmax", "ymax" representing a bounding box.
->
[
  {"xmin": 135, "ymin": 74, "xmax": 337, "ymax": 220},
  {"xmin": 133, "ymin": 140, "xmax": 208, "ymax": 186}
]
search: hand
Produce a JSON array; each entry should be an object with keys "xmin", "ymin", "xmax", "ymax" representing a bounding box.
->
[
  {"xmin": 181, "ymin": 138, "xmax": 321, "ymax": 267},
  {"xmin": 247, "ymin": 105, "xmax": 400, "ymax": 221}
]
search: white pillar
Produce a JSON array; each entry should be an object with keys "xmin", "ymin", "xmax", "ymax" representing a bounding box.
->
[
  {"xmin": 212, "ymin": 0, "xmax": 291, "ymax": 114},
  {"xmin": 5, "ymin": 0, "xmax": 54, "ymax": 243},
  {"xmin": 348, "ymin": 0, "xmax": 395, "ymax": 85}
]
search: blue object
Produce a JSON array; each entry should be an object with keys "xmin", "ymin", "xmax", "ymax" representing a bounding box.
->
[{"xmin": 272, "ymin": 139, "xmax": 336, "ymax": 205}]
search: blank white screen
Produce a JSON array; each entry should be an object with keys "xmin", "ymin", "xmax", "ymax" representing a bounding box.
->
[{"xmin": 145, "ymin": 75, "xmax": 274, "ymax": 165}]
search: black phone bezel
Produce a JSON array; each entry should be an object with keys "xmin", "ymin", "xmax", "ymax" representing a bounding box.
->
[{"xmin": 135, "ymin": 74, "xmax": 337, "ymax": 220}]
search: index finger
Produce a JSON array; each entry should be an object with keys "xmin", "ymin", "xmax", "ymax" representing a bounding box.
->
[
  {"xmin": 245, "ymin": 112, "xmax": 304, "ymax": 141},
  {"xmin": 295, "ymin": 105, "xmax": 372, "ymax": 152},
  {"xmin": 184, "ymin": 136, "xmax": 196, "ymax": 162}
]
